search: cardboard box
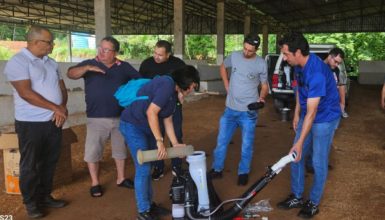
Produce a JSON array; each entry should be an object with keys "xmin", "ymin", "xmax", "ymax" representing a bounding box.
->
[
  {"xmin": 0, "ymin": 129, "xmax": 76, "ymax": 194},
  {"xmin": 0, "ymin": 133, "xmax": 21, "ymax": 194}
]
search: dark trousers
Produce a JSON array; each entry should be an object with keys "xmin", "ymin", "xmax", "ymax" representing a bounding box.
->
[
  {"xmin": 153, "ymin": 103, "xmax": 183, "ymax": 169},
  {"xmin": 15, "ymin": 120, "xmax": 62, "ymax": 205}
]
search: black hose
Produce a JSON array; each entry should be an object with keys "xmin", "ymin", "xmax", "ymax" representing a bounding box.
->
[{"xmin": 184, "ymin": 168, "xmax": 277, "ymax": 220}]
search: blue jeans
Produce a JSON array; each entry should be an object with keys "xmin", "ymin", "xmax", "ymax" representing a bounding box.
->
[
  {"xmin": 291, "ymin": 117, "xmax": 340, "ymax": 205},
  {"xmin": 119, "ymin": 120, "xmax": 156, "ymax": 213},
  {"xmin": 211, "ymin": 107, "xmax": 258, "ymax": 174}
]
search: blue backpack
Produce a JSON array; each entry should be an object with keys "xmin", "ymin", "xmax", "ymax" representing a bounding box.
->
[{"xmin": 114, "ymin": 78, "xmax": 151, "ymax": 107}]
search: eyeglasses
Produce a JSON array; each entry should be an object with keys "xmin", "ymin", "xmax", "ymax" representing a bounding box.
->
[
  {"xmin": 98, "ymin": 47, "xmax": 115, "ymax": 53},
  {"xmin": 38, "ymin": 39, "xmax": 54, "ymax": 45},
  {"xmin": 332, "ymin": 56, "xmax": 342, "ymax": 65}
]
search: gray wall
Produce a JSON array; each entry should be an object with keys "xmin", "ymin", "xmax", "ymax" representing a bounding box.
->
[
  {"xmin": 358, "ymin": 61, "xmax": 385, "ymax": 85},
  {"xmin": 0, "ymin": 60, "xmax": 223, "ymax": 131}
]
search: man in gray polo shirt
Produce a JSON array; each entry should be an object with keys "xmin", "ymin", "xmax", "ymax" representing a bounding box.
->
[{"xmin": 209, "ymin": 34, "xmax": 269, "ymax": 186}]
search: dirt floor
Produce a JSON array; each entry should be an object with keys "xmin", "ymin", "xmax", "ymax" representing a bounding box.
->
[{"xmin": 0, "ymin": 81, "xmax": 384, "ymax": 220}]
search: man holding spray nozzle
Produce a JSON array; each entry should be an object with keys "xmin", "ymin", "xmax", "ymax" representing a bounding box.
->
[{"xmin": 276, "ymin": 32, "xmax": 341, "ymax": 219}]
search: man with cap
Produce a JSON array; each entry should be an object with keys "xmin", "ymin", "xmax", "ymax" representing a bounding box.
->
[{"xmin": 209, "ymin": 34, "xmax": 268, "ymax": 186}]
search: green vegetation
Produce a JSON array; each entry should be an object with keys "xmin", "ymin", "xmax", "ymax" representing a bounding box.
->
[{"xmin": 1, "ymin": 23, "xmax": 385, "ymax": 76}]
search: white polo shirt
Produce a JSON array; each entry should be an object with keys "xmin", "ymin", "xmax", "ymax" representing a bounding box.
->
[{"xmin": 3, "ymin": 48, "xmax": 63, "ymax": 122}]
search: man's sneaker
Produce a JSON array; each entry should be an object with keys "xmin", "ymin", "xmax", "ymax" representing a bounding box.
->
[
  {"xmin": 137, "ymin": 211, "xmax": 158, "ymax": 220},
  {"xmin": 39, "ymin": 195, "xmax": 67, "ymax": 208},
  {"xmin": 150, "ymin": 202, "xmax": 171, "ymax": 216},
  {"xmin": 208, "ymin": 169, "xmax": 223, "ymax": 179},
  {"xmin": 25, "ymin": 203, "xmax": 44, "ymax": 219},
  {"xmin": 342, "ymin": 111, "xmax": 349, "ymax": 118},
  {"xmin": 171, "ymin": 166, "xmax": 182, "ymax": 177},
  {"xmin": 298, "ymin": 200, "xmax": 319, "ymax": 218},
  {"xmin": 237, "ymin": 174, "xmax": 249, "ymax": 186},
  {"xmin": 151, "ymin": 167, "xmax": 164, "ymax": 181},
  {"xmin": 277, "ymin": 194, "xmax": 304, "ymax": 209}
]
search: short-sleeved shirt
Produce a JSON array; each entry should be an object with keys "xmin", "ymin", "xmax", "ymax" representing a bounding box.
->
[
  {"xmin": 120, "ymin": 76, "xmax": 176, "ymax": 126},
  {"xmin": 294, "ymin": 53, "xmax": 341, "ymax": 123},
  {"xmin": 139, "ymin": 56, "xmax": 185, "ymax": 79},
  {"xmin": 224, "ymin": 51, "xmax": 268, "ymax": 111},
  {"xmin": 4, "ymin": 48, "xmax": 63, "ymax": 122},
  {"xmin": 75, "ymin": 58, "xmax": 141, "ymax": 117}
]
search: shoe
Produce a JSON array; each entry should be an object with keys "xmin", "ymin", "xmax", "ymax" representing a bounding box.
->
[
  {"xmin": 150, "ymin": 202, "xmax": 171, "ymax": 216},
  {"xmin": 39, "ymin": 195, "xmax": 67, "ymax": 208},
  {"xmin": 277, "ymin": 194, "xmax": 304, "ymax": 209},
  {"xmin": 151, "ymin": 167, "xmax": 164, "ymax": 181},
  {"xmin": 117, "ymin": 178, "xmax": 134, "ymax": 189},
  {"xmin": 342, "ymin": 111, "xmax": 349, "ymax": 118},
  {"xmin": 237, "ymin": 174, "xmax": 249, "ymax": 186},
  {"xmin": 298, "ymin": 200, "xmax": 319, "ymax": 218},
  {"xmin": 171, "ymin": 166, "xmax": 182, "ymax": 177},
  {"xmin": 90, "ymin": 185, "xmax": 103, "ymax": 197},
  {"xmin": 137, "ymin": 211, "xmax": 158, "ymax": 220},
  {"xmin": 26, "ymin": 203, "xmax": 44, "ymax": 219},
  {"xmin": 208, "ymin": 169, "xmax": 222, "ymax": 179}
]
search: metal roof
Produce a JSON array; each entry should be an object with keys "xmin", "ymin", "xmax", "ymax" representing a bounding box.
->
[{"xmin": 0, "ymin": 0, "xmax": 384, "ymax": 34}]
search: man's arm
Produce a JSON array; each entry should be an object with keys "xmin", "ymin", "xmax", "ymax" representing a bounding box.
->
[
  {"xmin": 67, "ymin": 64, "xmax": 104, "ymax": 79},
  {"xmin": 259, "ymin": 82, "xmax": 268, "ymax": 102},
  {"xmin": 10, "ymin": 79, "xmax": 67, "ymax": 124},
  {"xmin": 338, "ymin": 85, "xmax": 346, "ymax": 111},
  {"xmin": 146, "ymin": 103, "xmax": 167, "ymax": 160},
  {"xmin": 219, "ymin": 63, "xmax": 230, "ymax": 93},
  {"xmin": 290, "ymin": 97, "xmax": 320, "ymax": 162},
  {"xmin": 293, "ymin": 90, "xmax": 301, "ymax": 131},
  {"xmin": 381, "ymin": 83, "xmax": 385, "ymax": 109}
]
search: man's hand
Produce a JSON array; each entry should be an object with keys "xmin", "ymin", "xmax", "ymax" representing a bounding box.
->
[
  {"xmin": 52, "ymin": 105, "xmax": 67, "ymax": 127},
  {"xmin": 290, "ymin": 142, "xmax": 302, "ymax": 162},
  {"xmin": 156, "ymin": 141, "xmax": 167, "ymax": 160},
  {"xmin": 87, "ymin": 65, "xmax": 105, "ymax": 74}
]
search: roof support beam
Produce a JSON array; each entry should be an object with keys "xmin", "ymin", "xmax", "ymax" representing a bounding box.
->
[{"xmin": 216, "ymin": 0, "xmax": 225, "ymax": 65}]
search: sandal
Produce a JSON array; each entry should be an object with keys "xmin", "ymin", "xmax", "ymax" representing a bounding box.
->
[{"xmin": 90, "ymin": 185, "xmax": 103, "ymax": 197}]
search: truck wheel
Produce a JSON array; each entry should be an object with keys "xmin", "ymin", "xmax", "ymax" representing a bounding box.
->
[{"xmin": 273, "ymin": 99, "xmax": 285, "ymax": 113}]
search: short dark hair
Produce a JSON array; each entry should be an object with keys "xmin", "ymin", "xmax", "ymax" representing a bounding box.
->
[
  {"xmin": 102, "ymin": 36, "xmax": 120, "ymax": 52},
  {"xmin": 329, "ymin": 47, "xmax": 345, "ymax": 59},
  {"xmin": 278, "ymin": 32, "xmax": 309, "ymax": 56},
  {"xmin": 155, "ymin": 40, "xmax": 172, "ymax": 53},
  {"xmin": 171, "ymin": 65, "xmax": 200, "ymax": 91},
  {"xmin": 244, "ymin": 34, "xmax": 261, "ymax": 49}
]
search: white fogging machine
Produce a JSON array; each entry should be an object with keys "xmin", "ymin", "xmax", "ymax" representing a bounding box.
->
[{"xmin": 137, "ymin": 146, "xmax": 297, "ymax": 220}]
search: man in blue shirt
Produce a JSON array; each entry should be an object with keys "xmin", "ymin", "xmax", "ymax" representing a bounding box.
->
[
  {"xmin": 67, "ymin": 36, "xmax": 140, "ymax": 197},
  {"xmin": 276, "ymin": 32, "xmax": 341, "ymax": 219}
]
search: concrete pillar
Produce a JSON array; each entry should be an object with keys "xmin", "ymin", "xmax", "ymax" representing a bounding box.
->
[
  {"xmin": 244, "ymin": 13, "xmax": 251, "ymax": 36},
  {"xmin": 216, "ymin": 0, "xmax": 225, "ymax": 65},
  {"xmin": 173, "ymin": 0, "xmax": 185, "ymax": 59},
  {"xmin": 94, "ymin": 0, "xmax": 111, "ymax": 45},
  {"xmin": 262, "ymin": 23, "xmax": 268, "ymax": 58}
]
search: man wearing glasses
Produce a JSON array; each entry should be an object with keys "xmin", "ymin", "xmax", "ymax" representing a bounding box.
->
[
  {"xmin": 67, "ymin": 36, "xmax": 140, "ymax": 198},
  {"xmin": 324, "ymin": 47, "xmax": 348, "ymax": 118},
  {"xmin": 276, "ymin": 32, "xmax": 341, "ymax": 219},
  {"xmin": 4, "ymin": 25, "xmax": 68, "ymax": 218},
  {"xmin": 209, "ymin": 34, "xmax": 268, "ymax": 186}
]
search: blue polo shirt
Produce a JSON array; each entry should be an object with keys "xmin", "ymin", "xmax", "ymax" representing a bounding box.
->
[
  {"xmin": 120, "ymin": 76, "xmax": 176, "ymax": 126},
  {"xmin": 77, "ymin": 58, "xmax": 141, "ymax": 117},
  {"xmin": 294, "ymin": 53, "xmax": 340, "ymax": 123}
]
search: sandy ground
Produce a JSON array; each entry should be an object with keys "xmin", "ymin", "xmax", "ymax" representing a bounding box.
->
[{"xmin": 0, "ymin": 81, "xmax": 384, "ymax": 220}]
